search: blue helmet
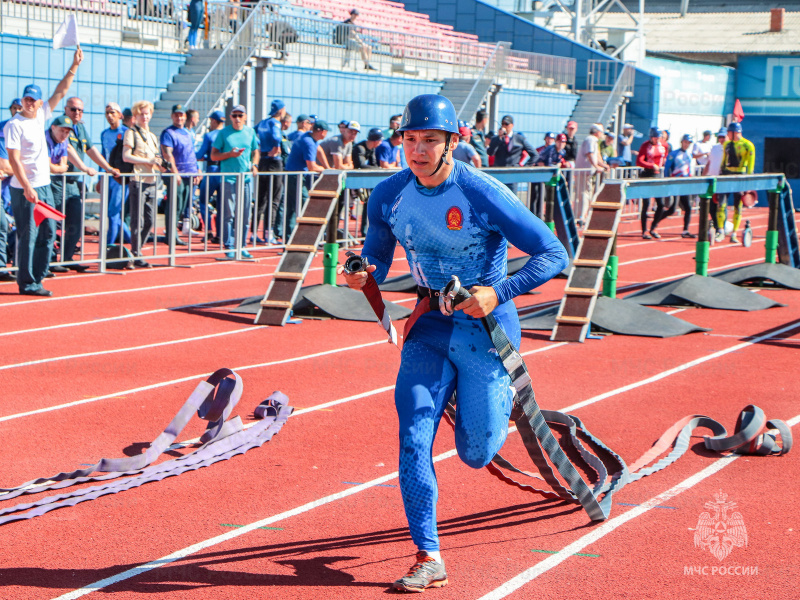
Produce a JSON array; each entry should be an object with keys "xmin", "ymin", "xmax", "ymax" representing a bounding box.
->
[
  {"xmin": 457, "ymin": 119, "xmax": 469, "ymax": 130},
  {"xmin": 397, "ymin": 94, "xmax": 459, "ymax": 134},
  {"xmin": 728, "ymin": 122, "xmax": 742, "ymax": 133},
  {"xmin": 681, "ymin": 133, "xmax": 694, "ymax": 143},
  {"xmin": 648, "ymin": 127, "xmax": 662, "ymax": 138},
  {"xmin": 716, "ymin": 127, "xmax": 728, "ymax": 138}
]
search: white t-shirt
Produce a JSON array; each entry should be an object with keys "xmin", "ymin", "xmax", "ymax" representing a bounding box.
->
[
  {"xmin": 4, "ymin": 103, "xmax": 53, "ymax": 189},
  {"xmin": 693, "ymin": 140, "xmax": 714, "ymax": 166},
  {"xmin": 706, "ymin": 143, "xmax": 724, "ymax": 176},
  {"xmin": 575, "ymin": 135, "xmax": 599, "ymax": 170}
]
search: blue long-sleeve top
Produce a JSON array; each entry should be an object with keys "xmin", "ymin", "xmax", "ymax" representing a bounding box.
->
[
  {"xmin": 196, "ymin": 129, "xmax": 221, "ymax": 168},
  {"xmin": 363, "ymin": 160, "xmax": 568, "ymax": 305},
  {"xmin": 256, "ymin": 117, "xmax": 282, "ymax": 154}
]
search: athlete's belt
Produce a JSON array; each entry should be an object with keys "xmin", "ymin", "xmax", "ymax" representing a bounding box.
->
[
  {"xmin": 347, "ymin": 254, "xmax": 793, "ymax": 521},
  {"xmin": 0, "ymin": 369, "xmax": 293, "ymax": 526}
]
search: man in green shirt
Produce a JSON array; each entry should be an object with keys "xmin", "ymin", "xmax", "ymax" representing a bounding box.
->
[{"xmin": 211, "ymin": 104, "xmax": 260, "ymax": 258}]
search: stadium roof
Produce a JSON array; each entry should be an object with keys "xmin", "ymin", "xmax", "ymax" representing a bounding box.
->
[{"xmin": 598, "ymin": 11, "xmax": 800, "ymax": 54}]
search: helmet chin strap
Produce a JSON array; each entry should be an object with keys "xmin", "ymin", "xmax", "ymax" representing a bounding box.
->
[{"xmin": 431, "ymin": 132, "xmax": 453, "ymax": 176}]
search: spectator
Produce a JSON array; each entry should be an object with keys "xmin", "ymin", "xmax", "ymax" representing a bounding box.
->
[
  {"xmin": 693, "ymin": 130, "xmax": 713, "ymax": 168},
  {"xmin": 185, "ymin": 108, "xmax": 200, "ymax": 149},
  {"xmin": 376, "ymin": 131, "xmax": 403, "ymax": 168},
  {"xmin": 62, "ymin": 95, "xmax": 119, "ymax": 270},
  {"xmin": 574, "ymin": 124, "xmax": 610, "ymax": 217},
  {"xmin": 469, "ymin": 109, "xmax": 489, "ymax": 167},
  {"xmin": 335, "ymin": 9, "xmax": 377, "ymax": 71},
  {"xmin": 351, "ymin": 127, "xmax": 383, "ymax": 236},
  {"xmin": 563, "ymin": 120, "xmax": 578, "ymax": 163},
  {"xmin": 661, "ymin": 129, "xmax": 672, "ymax": 154},
  {"xmin": 287, "ymin": 114, "xmax": 313, "ymax": 143},
  {"xmin": 320, "ymin": 120, "xmax": 358, "ymax": 170},
  {"xmin": 537, "ymin": 133, "xmax": 568, "ymax": 168},
  {"xmin": 488, "ymin": 115, "xmax": 538, "ymax": 192},
  {"xmin": 187, "ymin": 0, "xmax": 204, "ymax": 49},
  {"xmin": 616, "ymin": 123, "xmax": 637, "ymax": 167},
  {"xmin": 195, "ymin": 110, "xmax": 225, "ymax": 237},
  {"xmin": 0, "ymin": 98, "xmax": 22, "ymax": 281},
  {"xmin": 352, "ymin": 127, "xmax": 383, "ymax": 169},
  {"xmin": 718, "ymin": 122, "xmax": 755, "ymax": 243},
  {"xmin": 600, "ymin": 131, "xmax": 617, "ymax": 163},
  {"xmin": 47, "ymin": 116, "xmax": 75, "ymax": 274},
  {"xmin": 122, "ymin": 107, "xmax": 133, "ymax": 129},
  {"xmin": 160, "ymin": 104, "xmax": 201, "ymax": 244},
  {"xmin": 100, "ymin": 102, "xmax": 130, "ymax": 246},
  {"xmin": 452, "ymin": 122, "xmax": 480, "ymax": 167},
  {"xmin": 255, "ymin": 99, "xmax": 286, "ymax": 244},
  {"xmin": 280, "ymin": 112, "xmax": 293, "ymax": 150},
  {"xmin": 210, "ymin": 104, "xmax": 259, "ymax": 259},
  {"xmin": 283, "ymin": 119, "xmax": 329, "ymax": 238},
  {"xmin": 382, "ymin": 113, "xmax": 402, "ymax": 140},
  {"xmin": 662, "ymin": 133, "xmax": 697, "ymax": 239},
  {"xmin": 636, "ymin": 127, "xmax": 668, "ymax": 240},
  {"xmin": 4, "ymin": 48, "xmax": 82, "ymax": 296},
  {"xmin": 123, "ymin": 99, "xmax": 167, "ymax": 268},
  {"xmin": 536, "ymin": 132, "xmax": 555, "ymax": 155}
]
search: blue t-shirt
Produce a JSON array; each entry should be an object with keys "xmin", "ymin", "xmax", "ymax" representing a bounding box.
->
[
  {"xmin": 196, "ymin": 129, "xmax": 221, "ymax": 170},
  {"xmin": 452, "ymin": 141, "xmax": 477, "ymax": 164},
  {"xmin": 287, "ymin": 130, "xmax": 304, "ymax": 143},
  {"xmin": 617, "ymin": 134, "xmax": 632, "ymax": 163},
  {"xmin": 375, "ymin": 140, "xmax": 400, "ymax": 165},
  {"xmin": 664, "ymin": 148, "xmax": 693, "ymax": 177},
  {"xmin": 160, "ymin": 125, "xmax": 198, "ymax": 174},
  {"xmin": 538, "ymin": 144, "xmax": 566, "ymax": 167},
  {"xmin": 100, "ymin": 125, "xmax": 128, "ymax": 160},
  {"xmin": 362, "ymin": 160, "xmax": 569, "ymax": 311},
  {"xmin": 256, "ymin": 116, "xmax": 282, "ymax": 154},
  {"xmin": 285, "ymin": 131, "xmax": 318, "ymax": 172},
  {"xmin": 46, "ymin": 129, "xmax": 71, "ymax": 192}
]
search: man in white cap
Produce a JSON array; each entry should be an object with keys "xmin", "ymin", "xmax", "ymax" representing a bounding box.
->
[{"xmin": 5, "ymin": 47, "xmax": 83, "ymax": 295}]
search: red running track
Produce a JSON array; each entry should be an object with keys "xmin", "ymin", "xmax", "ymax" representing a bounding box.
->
[{"xmin": 0, "ymin": 206, "xmax": 798, "ymax": 600}]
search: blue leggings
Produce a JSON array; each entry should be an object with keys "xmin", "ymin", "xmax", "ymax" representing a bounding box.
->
[{"xmin": 395, "ymin": 307, "xmax": 517, "ymax": 552}]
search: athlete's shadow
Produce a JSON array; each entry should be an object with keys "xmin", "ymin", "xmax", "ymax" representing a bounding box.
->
[{"xmin": 2, "ymin": 499, "xmax": 581, "ymax": 593}]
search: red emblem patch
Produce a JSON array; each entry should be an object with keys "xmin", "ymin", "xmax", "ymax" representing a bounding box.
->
[{"xmin": 446, "ymin": 206, "xmax": 463, "ymax": 230}]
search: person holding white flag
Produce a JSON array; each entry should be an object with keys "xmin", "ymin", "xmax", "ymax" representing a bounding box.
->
[
  {"xmin": 53, "ymin": 14, "xmax": 79, "ymax": 50},
  {"xmin": 4, "ymin": 47, "xmax": 83, "ymax": 295}
]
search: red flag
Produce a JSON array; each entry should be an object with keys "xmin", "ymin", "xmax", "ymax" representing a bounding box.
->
[
  {"xmin": 33, "ymin": 200, "xmax": 66, "ymax": 227},
  {"xmin": 733, "ymin": 99, "xmax": 745, "ymax": 123}
]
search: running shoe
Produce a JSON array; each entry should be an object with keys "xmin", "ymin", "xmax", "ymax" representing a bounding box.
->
[
  {"xmin": 392, "ymin": 552, "xmax": 448, "ymax": 593},
  {"xmin": 241, "ymin": 250, "xmax": 253, "ymax": 259},
  {"xmin": 642, "ymin": 232, "xmax": 652, "ymax": 240},
  {"xmin": 714, "ymin": 230, "xmax": 725, "ymax": 242},
  {"xmin": 730, "ymin": 232, "xmax": 738, "ymax": 243},
  {"xmin": 650, "ymin": 230, "xmax": 661, "ymax": 239},
  {"xmin": 681, "ymin": 231, "xmax": 697, "ymax": 239}
]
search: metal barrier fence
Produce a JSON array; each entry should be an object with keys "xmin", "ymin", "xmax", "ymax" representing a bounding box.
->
[{"xmin": 1, "ymin": 166, "xmax": 647, "ymax": 276}]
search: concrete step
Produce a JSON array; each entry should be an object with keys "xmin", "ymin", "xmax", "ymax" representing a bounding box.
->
[
  {"xmin": 171, "ymin": 73, "xmax": 208, "ymax": 85},
  {"xmin": 156, "ymin": 92, "xmax": 191, "ymax": 103},
  {"xmin": 165, "ymin": 81, "xmax": 202, "ymax": 93},
  {"xmin": 179, "ymin": 64, "xmax": 214, "ymax": 75}
]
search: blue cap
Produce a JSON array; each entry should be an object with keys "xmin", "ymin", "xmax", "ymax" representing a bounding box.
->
[
  {"xmin": 545, "ymin": 131, "xmax": 556, "ymax": 139},
  {"xmin": 397, "ymin": 94, "xmax": 458, "ymax": 134},
  {"xmin": 649, "ymin": 127, "xmax": 662, "ymax": 138},
  {"xmin": 9, "ymin": 98, "xmax": 21, "ymax": 109},
  {"xmin": 339, "ymin": 119, "xmax": 350, "ymax": 128},
  {"xmin": 22, "ymin": 84, "xmax": 42, "ymax": 101},
  {"xmin": 457, "ymin": 119, "xmax": 469, "ymax": 129},
  {"xmin": 269, "ymin": 99, "xmax": 285, "ymax": 116},
  {"xmin": 727, "ymin": 122, "xmax": 742, "ymax": 133},
  {"xmin": 716, "ymin": 127, "xmax": 728, "ymax": 137},
  {"xmin": 312, "ymin": 119, "xmax": 330, "ymax": 131},
  {"xmin": 309, "ymin": 114, "xmax": 319, "ymax": 122},
  {"xmin": 296, "ymin": 114, "xmax": 310, "ymax": 123},
  {"xmin": 367, "ymin": 127, "xmax": 384, "ymax": 142},
  {"xmin": 210, "ymin": 110, "xmax": 225, "ymax": 122},
  {"xmin": 51, "ymin": 115, "xmax": 74, "ymax": 129},
  {"xmin": 681, "ymin": 133, "xmax": 694, "ymax": 143}
]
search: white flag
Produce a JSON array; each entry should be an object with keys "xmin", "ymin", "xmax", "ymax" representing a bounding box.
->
[{"xmin": 53, "ymin": 14, "xmax": 79, "ymax": 50}]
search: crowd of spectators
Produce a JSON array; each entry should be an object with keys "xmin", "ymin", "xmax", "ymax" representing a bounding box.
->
[{"xmin": 0, "ymin": 58, "xmax": 756, "ymax": 294}]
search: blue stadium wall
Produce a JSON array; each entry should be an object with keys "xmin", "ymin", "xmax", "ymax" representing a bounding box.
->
[
  {"xmin": 400, "ymin": 0, "xmax": 659, "ymax": 134},
  {"xmin": 0, "ymin": 34, "xmax": 185, "ymax": 139},
  {"xmin": 263, "ymin": 66, "xmax": 578, "ymax": 143}
]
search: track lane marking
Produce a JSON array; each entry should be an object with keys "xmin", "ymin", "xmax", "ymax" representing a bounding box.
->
[
  {"xmin": 47, "ymin": 321, "xmax": 800, "ymax": 599},
  {"xmin": 0, "ymin": 328, "xmax": 255, "ymax": 372},
  {"xmin": 477, "ymin": 411, "xmax": 800, "ymax": 600}
]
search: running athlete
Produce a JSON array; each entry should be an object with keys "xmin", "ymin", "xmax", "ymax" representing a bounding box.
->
[
  {"xmin": 338, "ymin": 95, "xmax": 568, "ymax": 592},
  {"xmin": 717, "ymin": 122, "xmax": 755, "ymax": 243}
]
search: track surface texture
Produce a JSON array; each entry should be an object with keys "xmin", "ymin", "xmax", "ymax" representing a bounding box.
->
[{"xmin": 1, "ymin": 206, "xmax": 798, "ymax": 600}]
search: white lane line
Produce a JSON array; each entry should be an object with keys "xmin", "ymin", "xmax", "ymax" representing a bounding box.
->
[
  {"xmin": 0, "ymin": 340, "xmax": 388, "ymax": 424},
  {"xmin": 475, "ymin": 416, "xmax": 800, "ymax": 600},
  {"xmin": 0, "ymin": 328, "xmax": 256, "ymax": 372},
  {"xmin": 620, "ymin": 237, "xmax": 765, "ymax": 266},
  {"xmin": 49, "ymin": 325, "xmax": 798, "ymax": 599},
  {"xmin": 0, "ymin": 273, "xmax": 270, "ymax": 307}
]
